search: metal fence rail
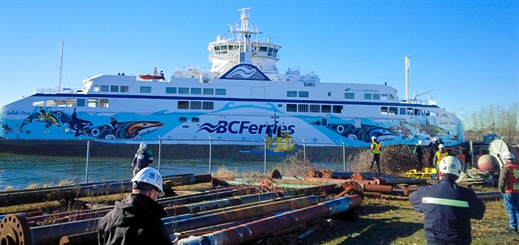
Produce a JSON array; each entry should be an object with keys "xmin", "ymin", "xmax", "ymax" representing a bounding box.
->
[{"xmin": 0, "ymin": 138, "xmax": 363, "ymax": 190}]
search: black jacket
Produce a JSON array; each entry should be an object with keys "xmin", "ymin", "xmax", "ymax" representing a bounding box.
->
[
  {"xmin": 98, "ymin": 194, "xmax": 171, "ymax": 245},
  {"xmin": 409, "ymin": 177, "xmax": 486, "ymax": 245}
]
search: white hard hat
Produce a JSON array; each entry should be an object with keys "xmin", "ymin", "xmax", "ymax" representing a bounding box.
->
[
  {"xmin": 139, "ymin": 142, "xmax": 147, "ymax": 150},
  {"xmin": 371, "ymin": 136, "xmax": 377, "ymax": 140},
  {"xmin": 502, "ymin": 151, "xmax": 515, "ymax": 160},
  {"xmin": 439, "ymin": 144, "xmax": 445, "ymax": 149},
  {"xmin": 131, "ymin": 167, "xmax": 164, "ymax": 197},
  {"xmin": 418, "ymin": 140, "xmax": 422, "ymax": 145},
  {"xmin": 432, "ymin": 137, "xmax": 437, "ymax": 142},
  {"xmin": 438, "ymin": 156, "xmax": 462, "ymax": 176}
]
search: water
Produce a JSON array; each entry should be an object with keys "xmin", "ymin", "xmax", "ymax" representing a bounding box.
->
[{"xmin": 0, "ymin": 157, "xmax": 270, "ymax": 190}]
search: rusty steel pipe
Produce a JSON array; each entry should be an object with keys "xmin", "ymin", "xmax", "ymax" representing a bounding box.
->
[
  {"xmin": 177, "ymin": 195, "xmax": 363, "ymax": 245},
  {"xmin": 362, "ymin": 184, "xmax": 393, "ymax": 194},
  {"xmin": 164, "ymin": 195, "xmax": 320, "ymax": 233}
]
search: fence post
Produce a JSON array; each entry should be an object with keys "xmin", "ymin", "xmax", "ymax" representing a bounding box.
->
[
  {"xmin": 340, "ymin": 140, "xmax": 346, "ymax": 172},
  {"xmin": 301, "ymin": 138, "xmax": 306, "ymax": 176},
  {"xmin": 158, "ymin": 138, "xmax": 162, "ymax": 172},
  {"xmin": 208, "ymin": 136, "xmax": 212, "ymax": 174},
  {"xmin": 85, "ymin": 140, "xmax": 90, "ymax": 183},
  {"xmin": 264, "ymin": 139, "xmax": 267, "ymax": 176}
]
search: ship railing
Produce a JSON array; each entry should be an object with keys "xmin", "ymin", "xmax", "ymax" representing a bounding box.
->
[
  {"xmin": 34, "ymin": 88, "xmax": 83, "ymax": 94},
  {"xmin": 404, "ymin": 99, "xmax": 437, "ymax": 106},
  {"xmin": 175, "ymin": 65, "xmax": 211, "ymax": 72},
  {"xmin": 278, "ymin": 67, "xmax": 317, "ymax": 76}
]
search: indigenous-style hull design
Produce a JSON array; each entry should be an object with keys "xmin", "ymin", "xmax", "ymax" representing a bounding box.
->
[{"xmin": 0, "ymin": 8, "xmax": 464, "ymax": 147}]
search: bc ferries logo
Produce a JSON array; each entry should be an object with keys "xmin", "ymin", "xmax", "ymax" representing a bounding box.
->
[
  {"xmin": 220, "ymin": 64, "xmax": 271, "ymax": 81},
  {"xmin": 198, "ymin": 120, "xmax": 295, "ymax": 135}
]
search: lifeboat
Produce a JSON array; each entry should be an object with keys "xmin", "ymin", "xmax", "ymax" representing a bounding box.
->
[{"xmin": 139, "ymin": 74, "xmax": 165, "ymax": 80}]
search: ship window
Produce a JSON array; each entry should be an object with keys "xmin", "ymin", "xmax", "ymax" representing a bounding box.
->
[
  {"xmin": 322, "ymin": 105, "xmax": 331, "ymax": 113},
  {"xmin": 101, "ymin": 85, "xmax": 109, "ymax": 92},
  {"xmin": 287, "ymin": 91, "xmax": 297, "ymax": 97},
  {"xmin": 88, "ymin": 98, "xmax": 98, "ymax": 108},
  {"xmin": 77, "ymin": 99, "xmax": 85, "ymax": 107},
  {"xmin": 190, "ymin": 101, "xmax": 201, "ymax": 110},
  {"xmin": 381, "ymin": 107, "xmax": 388, "ymax": 115},
  {"xmin": 299, "ymin": 91, "xmax": 309, "ymax": 97},
  {"xmin": 140, "ymin": 86, "xmax": 152, "ymax": 93},
  {"xmin": 425, "ymin": 110, "xmax": 430, "ymax": 116},
  {"xmin": 192, "ymin": 117, "xmax": 200, "ymax": 123},
  {"xmin": 310, "ymin": 105, "xmax": 320, "ymax": 112},
  {"xmin": 389, "ymin": 107, "xmax": 398, "ymax": 115},
  {"xmin": 179, "ymin": 117, "xmax": 187, "ymax": 122},
  {"xmin": 333, "ymin": 105, "xmax": 343, "ymax": 113},
  {"xmin": 178, "ymin": 101, "xmax": 189, "ymax": 109},
  {"xmin": 100, "ymin": 99, "xmax": 109, "ymax": 108},
  {"xmin": 268, "ymin": 47, "xmax": 273, "ymax": 56},
  {"xmin": 381, "ymin": 94, "xmax": 388, "ymax": 100},
  {"xmin": 221, "ymin": 45, "xmax": 228, "ymax": 54},
  {"xmin": 400, "ymin": 108, "xmax": 406, "ymax": 115},
  {"xmin": 364, "ymin": 94, "xmax": 372, "ymax": 100},
  {"xmin": 121, "ymin": 86, "xmax": 129, "ymax": 92},
  {"xmin": 25, "ymin": 130, "xmax": 31, "ymax": 134},
  {"xmin": 389, "ymin": 94, "xmax": 395, "ymax": 100},
  {"xmin": 45, "ymin": 100, "xmax": 57, "ymax": 107},
  {"xmin": 191, "ymin": 88, "xmax": 202, "ymax": 94},
  {"xmin": 298, "ymin": 104, "xmax": 309, "ymax": 112},
  {"xmin": 57, "ymin": 99, "xmax": 67, "ymax": 107},
  {"xmin": 328, "ymin": 92, "xmax": 331, "ymax": 96},
  {"xmin": 93, "ymin": 85, "xmax": 100, "ymax": 92},
  {"xmin": 215, "ymin": 89, "xmax": 226, "ymax": 95},
  {"xmin": 414, "ymin": 109, "xmax": 421, "ymax": 116},
  {"xmin": 287, "ymin": 104, "xmax": 297, "ymax": 112},
  {"xmin": 407, "ymin": 108, "xmax": 413, "ymax": 115},
  {"xmin": 166, "ymin": 87, "xmax": 177, "ymax": 94},
  {"xmin": 32, "ymin": 101, "xmax": 44, "ymax": 107},
  {"xmin": 273, "ymin": 48, "xmax": 279, "ymax": 57},
  {"xmin": 203, "ymin": 88, "xmax": 214, "ymax": 95},
  {"xmin": 67, "ymin": 99, "xmax": 75, "ymax": 107},
  {"xmin": 259, "ymin": 46, "xmax": 268, "ymax": 52},
  {"xmin": 344, "ymin": 93, "xmax": 354, "ymax": 99},
  {"xmin": 203, "ymin": 101, "xmax": 214, "ymax": 110},
  {"xmin": 373, "ymin": 94, "xmax": 381, "ymax": 100},
  {"xmin": 179, "ymin": 87, "xmax": 189, "ymax": 94},
  {"xmin": 214, "ymin": 46, "xmax": 220, "ymax": 55},
  {"xmin": 110, "ymin": 85, "xmax": 119, "ymax": 92}
]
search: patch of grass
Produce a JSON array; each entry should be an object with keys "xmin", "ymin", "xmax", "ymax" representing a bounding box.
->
[{"xmin": 275, "ymin": 197, "xmax": 517, "ymax": 245}]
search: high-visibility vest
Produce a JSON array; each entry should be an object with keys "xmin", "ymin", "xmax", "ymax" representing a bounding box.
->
[
  {"xmin": 371, "ymin": 142, "xmax": 381, "ymax": 154},
  {"xmin": 435, "ymin": 151, "xmax": 448, "ymax": 164}
]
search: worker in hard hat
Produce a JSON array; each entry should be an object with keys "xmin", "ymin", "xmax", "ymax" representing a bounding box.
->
[
  {"xmin": 131, "ymin": 142, "xmax": 154, "ymax": 176},
  {"xmin": 413, "ymin": 140, "xmax": 424, "ymax": 171},
  {"xmin": 98, "ymin": 167, "xmax": 172, "ymax": 245},
  {"xmin": 427, "ymin": 138, "xmax": 438, "ymax": 168},
  {"xmin": 498, "ymin": 151, "xmax": 519, "ymax": 233},
  {"xmin": 434, "ymin": 144, "xmax": 449, "ymax": 166},
  {"xmin": 409, "ymin": 156, "xmax": 486, "ymax": 244},
  {"xmin": 369, "ymin": 136, "xmax": 381, "ymax": 174},
  {"xmin": 433, "ymin": 144, "xmax": 449, "ymax": 179}
]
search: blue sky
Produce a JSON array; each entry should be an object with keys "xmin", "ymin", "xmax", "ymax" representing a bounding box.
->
[{"xmin": 1, "ymin": 0, "xmax": 518, "ymax": 120}]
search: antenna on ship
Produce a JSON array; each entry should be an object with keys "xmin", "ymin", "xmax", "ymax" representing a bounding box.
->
[
  {"xmin": 58, "ymin": 41, "xmax": 64, "ymax": 92},
  {"xmin": 404, "ymin": 56, "xmax": 411, "ymax": 102},
  {"xmin": 231, "ymin": 8, "xmax": 261, "ymax": 64}
]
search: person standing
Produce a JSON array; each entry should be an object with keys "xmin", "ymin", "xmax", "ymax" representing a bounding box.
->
[
  {"xmin": 434, "ymin": 144, "xmax": 449, "ymax": 166},
  {"xmin": 409, "ymin": 156, "xmax": 486, "ymax": 244},
  {"xmin": 132, "ymin": 142, "xmax": 154, "ymax": 176},
  {"xmin": 498, "ymin": 151, "xmax": 519, "ymax": 233},
  {"xmin": 369, "ymin": 136, "xmax": 381, "ymax": 174},
  {"xmin": 98, "ymin": 167, "xmax": 173, "ymax": 245},
  {"xmin": 427, "ymin": 138, "xmax": 438, "ymax": 168},
  {"xmin": 413, "ymin": 140, "xmax": 424, "ymax": 171}
]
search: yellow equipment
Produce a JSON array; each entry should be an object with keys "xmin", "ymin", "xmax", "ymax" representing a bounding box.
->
[{"xmin": 406, "ymin": 167, "xmax": 437, "ymax": 179}]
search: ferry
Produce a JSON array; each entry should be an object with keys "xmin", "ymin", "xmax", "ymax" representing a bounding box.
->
[{"xmin": 0, "ymin": 8, "xmax": 464, "ymax": 147}]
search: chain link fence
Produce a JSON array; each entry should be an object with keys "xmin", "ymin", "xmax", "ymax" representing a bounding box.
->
[{"xmin": 0, "ymin": 139, "xmax": 367, "ymax": 190}]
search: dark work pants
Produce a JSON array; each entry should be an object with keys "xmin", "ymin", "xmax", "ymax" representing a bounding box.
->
[{"xmin": 370, "ymin": 154, "xmax": 380, "ymax": 174}]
